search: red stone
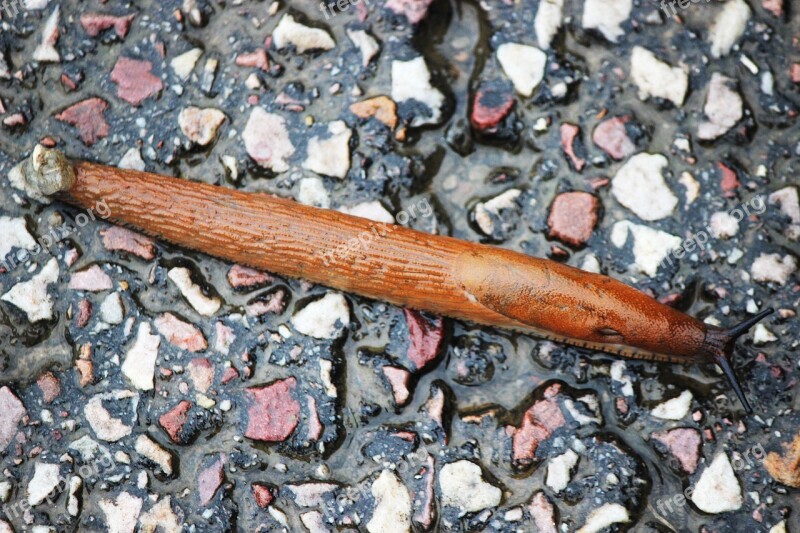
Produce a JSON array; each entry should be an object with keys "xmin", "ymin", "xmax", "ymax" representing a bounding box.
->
[
  {"xmin": 37, "ymin": 372, "xmax": 61, "ymax": 404},
  {"xmin": 404, "ymin": 309, "xmax": 444, "ymax": 371},
  {"xmin": 592, "ymin": 116, "xmax": 636, "ymax": 160},
  {"xmin": 75, "ymin": 299, "xmax": 92, "ymax": 328},
  {"xmin": 110, "ymin": 56, "xmax": 163, "ymax": 106},
  {"xmin": 100, "ymin": 226, "xmax": 156, "ymax": 260},
  {"xmin": 385, "ymin": 0, "xmax": 434, "ymax": 24},
  {"xmin": 221, "ymin": 367, "xmax": 239, "ymax": 385},
  {"xmin": 510, "ymin": 383, "xmax": 566, "ymax": 468},
  {"xmin": 652, "ymin": 428, "xmax": 702, "ymax": 473},
  {"xmin": 159, "ymin": 400, "xmax": 192, "ymax": 444},
  {"xmin": 560, "ymin": 123, "xmax": 586, "ymax": 171},
  {"xmin": 55, "ymin": 98, "xmax": 109, "ymax": 146},
  {"xmin": 235, "ymin": 49, "xmax": 269, "ymax": 72},
  {"xmin": 252, "ymin": 483, "xmax": 274, "ymax": 509},
  {"xmin": 80, "ymin": 13, "xmax": 136, "ymax": 38},
  {"xmin": 470, "ymin": 82, "xmax": 515, "ymax": 132},
  {"xmin": 244, "ymin": 378, "xmax": 300, "ymax": 442},
  {"xmin": 718, "ymin": 162, "xmax": 740, "ymax": 197},
  {"xmin": 547, "ymin": 191, "xmax": 601, "ymax": 247},
  {"xmin": 154, "ymin": 313, "xmax": 207, "ymax": 352},
  {"xmin": 198, "ymin": 455, "xmax": 224, "ymax": 506},
  {"xmin": 227, "ymin": 264, "xmax": 273, "ymax": 290}
]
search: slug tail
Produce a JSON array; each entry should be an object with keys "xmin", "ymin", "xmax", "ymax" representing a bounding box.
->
[{"xmin": 703, "ymin": 308, "xmax": 775, "ymax": 414}]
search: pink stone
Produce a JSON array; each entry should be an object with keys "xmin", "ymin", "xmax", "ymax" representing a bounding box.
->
[
  {"xmin": 0, "ymin": 387, "xmax": 26, "ymax": 450},
  {"xmin": 652, "ymin": 428, "xmax": 702, "ymax": 473},
  {"xmin": 470, "ymin": 82, "xmax": 515, "ymax": 132},
  {"xmin": 68, "ymin": 265, "xmax": 113, "ymax": 292},
  {"xmin": 55, "ymin": 98, "xmax": 109, "ymax": 145},
  {"xmin": 221, "ymin": 367, "xmax": 239, "ymax": 385},
  {"xmin": 245, "ymin": 289, "xmax": 286, "ymax": 317},
  {"xmin": 404, "ymin": 309, "xmax": 444, "ymax": 371},
  {"xmin": 718, "ymin": 162, "xmax": 740, "ymax": 197},
  {"xmin": 528, "ymin": 492, "xmax": 557, "ymax": 533},
  {"xmin": 75, "ymin": 299, "xmax": 92, "ymax": 328},
  {"xmin": 560, "ymin": 123, "xmax": 586, "ymax": 171},
  {"xmin": 80, "ymin": 13, "xmax": 136, "ymax": 38},
  {"xmin": 37, "ymin": 372, "xmax": 61, "ymax": 404},
  {"xmin": 547, "ymin": 192, "xmax": 601, "ymax": 247},
  {"xmin": 244, "ymin": 378, "xmax": 300, "ymax": 442},
  {"xmin": 100, "ymin": 226, "xmax": 156, "ymax": 260},
  {"xmin": 252, "ymin": 483, "xmax": 274, "ymax": 509},
  {"xmin": 159, "ymin": 400, "xmax": 192, "ymax": 444},
  {"xmin": 385, "ymin": 0, "xmax": 434, "ymax": 24},
  {"xmin": 413, "ymin": 455, "xmax": 436, "ymax": 529},
  {"xmin": 510, "ymin": 384, "xmax": 566, "ymax": 468},
  {"xmin": 187, "ymin": 358, "xmax": 214, "ymax": 393},
  {"xmin": 792, "ymin": 64, "xmax": 800, "ymax": 84},
  {"xmin": 306, "ymin": 396, "xmax": 323, "ymax": 442},
  {"xmin": 227, "ymin": 264, "xmax": 273, "ymax": 290},
  {"xmin": 762, "ymin": 0, "xmax": 783, "ymax": 17},
  {"xmin": 235, "ymin": 49, "xmax": 269, "ymax": 71},
  {"xmin": 110, "ymin": 56, "xmax": 163, "ymax": 106},
  {"xmin": 154, "ymin": 313, "xmax": 207, "ymax": 352},
  {"xmin": 214, "ymin": 322, "xmax": 236, "ymax": 355},
  {"xmin": 382, "ymin": 366, "xmax": 411, "ymax": 407},
  {"xmin": 592, "ymin": 116, "xmax": 636, "ymax": 160},
  {"xmin": 198, "ymin": 455, "xmax": 224, "ymax": 506}
]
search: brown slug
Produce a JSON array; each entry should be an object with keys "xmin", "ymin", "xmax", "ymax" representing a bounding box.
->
[{"xmin": 14, "ymin": 145, "xmax": 773, "ymax": 413}]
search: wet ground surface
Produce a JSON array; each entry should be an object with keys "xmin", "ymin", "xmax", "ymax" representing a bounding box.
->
[{"xmin": 0, "ymin": 0, "xmax": 799, "ymax": 531}]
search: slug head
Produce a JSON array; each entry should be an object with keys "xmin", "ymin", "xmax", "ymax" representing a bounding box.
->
[{"xmin": 702, "ymin": 308, "xmax": 775, "ymax": 414}]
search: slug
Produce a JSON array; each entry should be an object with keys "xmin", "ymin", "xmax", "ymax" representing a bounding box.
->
[{"xmin": 14, "ymin": 145, "xmax": 772, "ymax": 413}]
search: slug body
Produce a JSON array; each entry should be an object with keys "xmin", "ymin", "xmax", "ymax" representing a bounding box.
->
[{"xmin": 20, "ymin": 148, "xmax": 771, "ymax": 412}]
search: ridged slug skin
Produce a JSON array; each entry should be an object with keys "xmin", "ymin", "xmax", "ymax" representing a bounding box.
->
[{"xmin": 64, "ymin": 161, "xmax": 711, "ymax": 365}]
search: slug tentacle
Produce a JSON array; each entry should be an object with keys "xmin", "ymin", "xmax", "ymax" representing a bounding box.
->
[{"xmin": 701, "ymin": 308, "xmax": 775, "ymax": 414}]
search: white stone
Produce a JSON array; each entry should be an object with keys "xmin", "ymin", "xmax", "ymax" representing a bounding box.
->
[
  {"xmin": 69, "ymin": 435, "xmax": 107, "ymax": 461},
  {"xmin": 135, "ymin": 435, "xmax": 173, "ymax": 476},
  {"xmin": 67, "ymin": 475, "xmax": 82, "ymax": 516},
  {"xmin": 679, "ymin": 172, "xmax": 700, "ymax": 205},
  {"xmin": 291, "ymin": 292, "xmax": 350, "ymax": 339},
  {"xmin": 297, "ymin": 177, "xmax": 330, "ymax": 208},
  {"xmin": 751, "ymin": 253, "xmax": 797, "ymax": 285},
  {"xmin": 691, "ymin": 454, "xmax": 743, "ymax": 513},
  {"xmin": 709, "ymin": 0, "xmax": 750, "ymax": 58},
  {"xmin": 535, "ymin": 0, "xmax": 563, "ymax": 49},
  {"xmin": 0, "ymin": 216, "xmax": 37, "ymax": 261},
  {"xmin": 474, "ymin": 188, "xmax": 522, "ymax": 236},
  {"xmin": 439, "ymin": 460, "xmax": 502, "ymax": 515},
  {"xmin": 611, "ymin": 153, "xmax": 678, "ymax": 221},
  {"xmin": 545, "ymin": 449, "xmax": 578, "ymax": 492},
  {"xmin": 303, "ymin": 121, "xmax": 352, "ymax": 179},
  {"xmin": 630, "ymin": 46, "xmax": 688, "ymax": 107},
  {"xmin": 347, "ymin": 29, "xmax": 380, "ymax": 67},
  {"xmin": 339, "ymin": 201, "xmax": 394, "ymax": 224},
  {"xmin": 85, "ymin": 390, "xmax": 138, "ymax": 442},
  {"xmin": 99, "ymin": 491, "xmax": 143, "ymax": 533},
  {"xmin": 497, "ymin": 43, "xmax": 547, "ymax": 97},
  {"xmin": 1, "ymin": 258, "xmax": 59, "ymax": 322},
  {"xmin": 610, "ymin": 221, "xmax": 682, "ymax": 276},
  {"xmin": 27, "ymin": 462, "xmax": 61, "ymax": 506},
  {"xmin": 577, "ymin": 503, "xmax": 630, "ymax": 533},
  {"xmin": 709, "ymin": 211, "xmax": 739, "ymax": 239},
  {"xmin": 610, "ymin": 361, "xmax": 634, "ymax": 397},
  {"xmin": 171, "ymin": 48, "xmax": 202, "ymax": 80},
  {"xmin": 122, "ymin": 323, "xmax": 160, "ymax": 391},
  {"xmin": 242, "ymin": 108, "xmax": 295, "ymax": 173},
  {"xmin": 33, "ymin": 6, "xmax": 60, "ymax": 63},
  {"xmin": 582, "ymin": 0, "xmax": 632, "ymax": 43},
  {"xmin": 301, "ymin": 511, "xmax": 327, "ymax": 533},
  {"xmin": 272, "ymin": 14, "xmax": 335, "ymax": 53},
  {"xmin": 319, "ymin": 359, "xmax": 337, "ymax": 398},
  {"xmin": 769, "ymin": 187, "xmax": 800, "ymax": 239},
  {"xmin": 367, "ymin": 470, "xmax": 412, "ymax": 533},
  {"xmin": 139, "ymin": 497, "xmax": 182, "ymax": 533},
  {"xmin": 698, "ymin": 73, "xmax": 743, "ymax": 140},
  {"xmin": 580, "ymin": 253, "xmax": 601, "ymax": 274},
  {"xmin": 651, "ymin": 390, "xmax": 693, "ymax": 420},
  {"xmin": 178, "ymin": 107, "xmax": 226, "ymax": 146},
  {"xmin": 769, "ymin": 521, "xmax": 787, "ymax": 533},
  {"xmin": 391, "ymin": 57, "xmax": 445, "ymax": 126},
  {"xmin": 118, "ymin": 148, "xmax": 146, "ymax": 171},
  {"xmin": 101, "ymin": 293, "xmax": 125, "ymax": 325},
  {"xmin": 168, "ymin": 267, "xmax": 221, "ymax": 316},
  {"xmin": 752, "ymin": 323, "xmax": 777, "ymax": 345}
]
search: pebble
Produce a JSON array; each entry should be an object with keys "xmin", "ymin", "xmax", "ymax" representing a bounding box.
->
[
  {"xmin": 135, "ymin": 434, "xmax": 174, "ymax": 476},
  {"xmin": 691, "ymin": 453, "xmax": 743, "ymax": 513},
  {"xmin": 560, "ymin": 123, "xmax": 586, "ymax": 171},
  {"xmin": 32, "ymin": 7, "xmax": 61, "ymax": 63},
  {"xmin": 170, "ymin": 48, "xmax": 203, "ymax": 80},
  {"xmin": 187, "ymin": 358, "xmax": 214, "ymax": 392},
  {"xmin": 55, "ymin": 98, "xmax": 110, "ymax": 145},
  {"xmin": 118, "ymin": 148, "xmax": 146, "ymax": 171},
  {"xmin": 651, "ymin": 428, "xmax": 701, "ymax": 473},
  {"xmin": 709, "ymin": 211, "xmax": 740, "ymax": 239},
  {"xmin": 651, "ymin": 390, "xmax": 693, "ymax": 420},
  {"xmin": 69, "ymin": 264, "xmax": 113, "ymax": 292},
  {"xmin": 576, "ymin": 503, "xmax": 630, "ymax": 533},
  {"xmin": 0, "ymin": 216, "xmax": 36, "ymax": 260},
  {"xmin": 385, "ymin": 0, "xmax": 434, "ymax": 23},
  {"xmin": 547, "ymin": 192, "xmax": 600, "ymax": 247},
  {"xmin": 630, "ymin": 47, "xmax": 688, "ymax": 107},
  {"xmin": 100, "ymin": 293, "xmax": 125, "ymax": 325},
  {"xmin": 382, "ymin": 366, "xmax": 412, "ymax": 407},
  {"xmin": 510, "ymin": 383, "xmax": 567, "ymax": 468},
  {"xmin": 110, "ymin": 57, "xmax": 163, "ymax": 106},
  {"xmin": 138, "ymin": 497, "xmax": 182, "ymax": 533},
  {"xmin": 244, "ymin": 378, "xmax": 300, "ymax": 442},
  {"xmin": 339, "ymin": 201, "xmax": 394, "ymax": 223},
  {"xmin": 80, "ymin": 13, "xmax": 136, "ymax": 38},
  {"xmin": 37, "ymin": 373, "xmax": 60, "ymax": 404},
  {"xmin": 297, "ymin": 177, "xmax": 331, "ymax": 208},
  {"xmin": 121, "ymin": 323, "xmax": 161, "ymax": 391},
  {"xmin": 197, "ymin": 455, "xmax": 224, "ymax": 505},
  {"xmin": 698, "ymin": 73, "xmax": 743, "ymax": 141},
  {"xmin": 528, "ymin": 492, "xmax": 557, "ymax": 533},
  {"xmin": 367, "ymin": 470, "xmax": 412, "ymax": 533},
  {"xmin": 154, "ymin": 313, "xmax": 207, "ymax": 352},
  {"xmin": 765, "ymin": 431, "xmax": 800, "ymax": 488},
  {"xmin": 291, "ymin": 292, "xmax": 350, "ymax": 339},
  {"xmin": 439, "ymin": 460, "xmax": 502, "ymax": 515},
  {"xmin": 582, "ymin": 0, "xmax": 631, "ymax": 43},
  {"xmin": 592, "ymin": 116, "xmax": 637, "ymax": 160},
  {"xmin": 474, "ymin": 188, "xmax": 522, "ymax": 238},
  {"xmin": 391, "ymin": 57, "xmax": 446, "ymax": 126},
  {"xmin": 610, "ymin": 221, "xmax": 682, "ymax": 276},
  {"xmin": 302, "ymin": 121, "xmax": 353, "ymax": 179},
  {"xmin": 350, "ymin": 96, "xmax": 399, "ymax": 129},
  {"xmin": 347, "ymin": 29, "xmax": 380, "ymax": 67},
  {"xmin": 751, "ymin": 253, "xmax": 797, "ymax": 285},
  {"xmin": 545, "ymin": 449, "xmax": 578, "ymax": 492},
  {"xmin": 252, "ymin": 483, "xmax": 274, "ymax": 508},
  {"xmin": 101, "ymin": 226, "xmax": 156, "ymax": 259},
  {"xmin": 227, "ymin": 264, "xmax": 272, "ymax": 290},
  {"xmin": 99, "ymin": 491, "xmax": 142, "ymax": 533},
  {"xmin": 534, "ymin": 0, "xmax": 563, "ymax": 49},
  {"xmin": 496, "ymin": 43, "xmax": 547, "ymax": 97},
  {"xmin": 242, "ymin": 108, "xmax": 295, "ymax": 173},
  {"xmin": 83, "ymin": 391, "xmax": 136, "ymax": 441},
  {"xmin": 471, "ymin": 81, "xmax": 515, "ymax": 132},
  {"xmin": 769, "ymin": 187, "xmax": 800, "ymax": 239},
  {"xmin": 404, "ymin": 309, "xmax": 445, "ymax": 371},
  {"xmin": 178, "ymin": 107, "xmax": 226, "ymax": 146},
  {"xmin": 167, "ymin": 267, "xmax": 221, "ymax": 316},
  {"xmin": 272, "ymin": 14, "xmax": 335, "ymax": 53},
  {"xmin": 752, "ymin": 323, "xmax": 777, "ymax": 345},
  {"xmin": 2, "ymin": 258, "xmax": 59, "ymax": 322},
  {"xmin": 611, "ymin": 153, "xmax": 677, "ymax": 221},
  {"xmin": 709, "ymin": 0, "xmax": 750, "ymax": 58},
  {"xmin": 27, "ymin": 462, "xmax": 61, "ymax": 506},
  {"xmin": 159, "ymin": 401, "xmax": 192, "ymax": 444}
]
